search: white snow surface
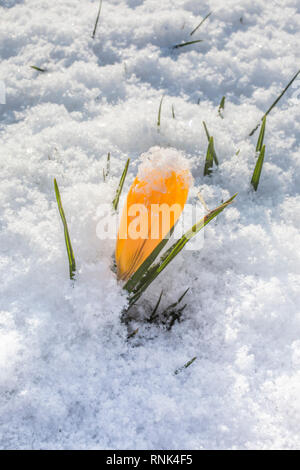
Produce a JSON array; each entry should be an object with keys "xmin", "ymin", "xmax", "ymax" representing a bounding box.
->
[
  {"xmin": 136, "ymin": 146, "xmax": 192, "ymax": 193},
  {"xmin": 1, "ymin": 0, "xmax": 300, "ymax": 450}
]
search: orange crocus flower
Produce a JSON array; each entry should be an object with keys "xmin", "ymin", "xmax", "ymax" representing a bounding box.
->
[{"xmin": 115, "ymin": 148, "xmax": 191, "ymax": 281}]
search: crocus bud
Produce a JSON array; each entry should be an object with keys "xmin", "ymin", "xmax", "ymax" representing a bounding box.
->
[{"xmin": 115, "ymin": 147, "xmax": 192, "ymax": 281}]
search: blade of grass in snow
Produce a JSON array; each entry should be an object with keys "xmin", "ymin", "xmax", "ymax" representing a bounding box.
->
[
  {"xmin": 54, "ymin": 179, "xmax": 76, "ymax": 280},
  {"xmin": 157, "ymin": 95, "xmax": 164, "ymax": 129},
  {"xmin": 202, "ymin": 121, "xmax": 219, "ymax": 165},
  {"xmin": 256, "ymin": 116, "xmax": 266, "ymax": 153},
  {"xmin": 103, "ymin": 152, "xmax": 111, "ymax": 181},
  {"xmin": 106, "ymin": 152, "xmax": 111, "ymax": 177},
  {"xmin": 251, "ymin": 145, "xmax": 265, "ymax": 191},
  {"xmin": 175, "ymin": 357, "xmax": 197, "ymax": 375},
  {"xmin": 30, "ymin": 65, "xmax": 46, "ymax": 72},
  {"xmin": 218, "ymin": 96, "xmax": 225, "ymax": 119},
  {"xmin": 150, "ymin": 194, "xmax": 237, "ymax": 275},
  {"xmin": 203, "ymin": 120, "xmax": 210, "ymax": 141},
  {"xmin": 112, "ymin": 158, "xmax": 130, "ymax": 211},
  {"xmin": 166, "ymin": 303, "xmax": 187, "ymax": 330},
  {"xmin": 162, "ymin": 287, "xmax": 190, "ymax": 316},
  {"xmin": 124, "ymin": 225, "xmax": 176, "ymax": 293},
  {"xmin": 249, "ymin": 68, "xmax": 300, "ymax": 136},
  {"xmin": 127, "ymin": 328, "xmax": 139, "ymax": 339},
  {"xmin": 148, "ymin": 290, "xmax": 164, "ymax": 323},
  {"xmin": 92, "ymin": 0, "xmax": 102, "ymax": 39},
  {"xmin": 128, "ymin": 194, "xmax": 237, "ymax": 304},
  {"xmin": 172, "ymin": 104, "xmax": 175, "ymax": 119},
  {"xmin": 190, "ymin": 11, "xmax": 212, "ymax": 36},
  {"xmin": 147, "ymin": 288, "xmax": 189, "ymax": 329},
  {"xmin": 170, "ymin": 288, "xmax": 189, "ymax": 308},
  {"xmin": 204, "ymin": 136, "xmax": 214, "ymax": 176},
  {"xmin": 173, "ymin": 40, "xmax": 203, "ymax": 49}
]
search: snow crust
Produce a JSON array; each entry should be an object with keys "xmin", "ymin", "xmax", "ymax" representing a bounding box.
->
[{"xmin": 136, "ymin": 146, "xmax": 192, "ymax": 194}]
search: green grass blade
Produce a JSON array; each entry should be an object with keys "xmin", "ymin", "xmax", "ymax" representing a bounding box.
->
[
  {"xmin": 175, "ymin": 357, "xmax": 197, "ymax": 375},
  {"xmin": 173, "ymin": 40, "xmax": 203, "ymax": 49},
  {"xmin": 92, "ymin": 0, "xmax": 102, "ymax": 39},
  {"xmin": 256, "ymin": 116, "xmax": 266, "ymax": 153},
  {"xmin": 105, "ymin": 152, "xmax": 111, "ymax": 180},
  {"xmin": 103, "ymin": 152, "xmax": 110, "ymax": 182},
  {"xmin": 30, "ymin": 65, "xmax": 46, "ymax": 72},
  {"xmin": 249, "ymin": 68, "xmax": 300, "ymax": 136},
  {"xmin": 157, "ymin": 95, "xmax": 164, "ymax": 128},
  {"xmin": 172, "ymin": 104, "xmax": 175, "ymax": 119},
  {"xmin": 166, "ymin": 304, "xmax": 187, "ymax": 330},
  {"xmin": 176, "ymin": 287, "xmax": 189, "ymax": 304},
  {"xmin": 124, "ymin": 224, "xmax": 176, "ymax": 293},
  {"xmin": 203, "ymin": 120, "xmax": 210, "ymax": 141},
  {"xmin": 148, "ymin": 290, "xmax": 164, "ymax": 323},
  {"xmin": 112, "ymin": 158, "xmax": 130, "ymax": 211},
  {"xmin": 127, "ymin": 328, "xmax": 139, "ymax": 339},
  {"xmin": 204, "ymin": 136, "xmax": 214, "ymax": 176},
  {"xmin": 152, "ymin": 194, "xmax": 237, "ymax": 274},
  {"xmin": 218, "ymin": 96, "xmax": 225, "ymax": 118},
  {"xmin": 190, "ymin": 11, "xmax": 212, "ymax": 36},
  {"xmin": 129, "ymin": 194, "xmax": 237, "ymax": 303},
  {"xmin": 54, "ymin": 179, "xmax": 76, "ymax": 280},
  {"xmin": 202, "ymin": 121, "xmax": 219, "ymax": 165},
  {"xmin": 251, "ymin": 145, "xmax": 265, "ymax": 191},
  {"xmin": 147, "ymin": 288, "xmax": 189, "ymax": 329},
  {"xmin": 161, "ymin": 287, "xmax": 189, "ymax": 315}
]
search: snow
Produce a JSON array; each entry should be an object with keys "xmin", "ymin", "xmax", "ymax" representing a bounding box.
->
[
  {"xmin": 1, "ymin": 0, "xmax": 300, "ymax": 450},
  {"xmin": 136, "ymin": 146, "xmax": 192, "ymax": 192}
]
